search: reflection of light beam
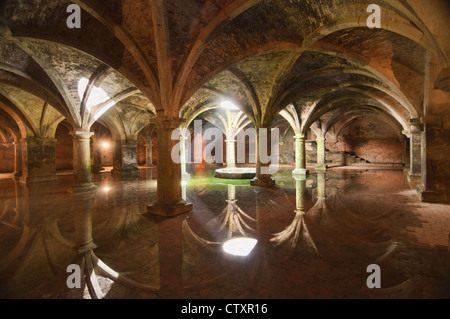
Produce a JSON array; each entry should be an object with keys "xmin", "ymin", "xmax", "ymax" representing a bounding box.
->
[
  {"xmin": 222, "ymin": 237, "xmax": 257, "ymax": 256},
  {"xmin": 103, "ymin": 186, "xmax": 110, "ymax": 192},
  {"xmin": 102, "ymin": 142, "xmax": 110, "ymax": 149}
]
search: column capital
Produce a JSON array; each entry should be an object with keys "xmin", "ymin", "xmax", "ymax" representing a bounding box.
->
[
  {"xmin": 72, "ymin": 131, "xmax": 94, "ymax": 139},
  {"xmin": 119, "ymin": 139, "xmax": 138, "ymax": 147},
  {"xmin": 294, "ymin": 134, "xmax": 305, "ymax": 140},
  {"xmin": 402, "ymin": 130, "xmax": 411, "ymax": 138},
  {"xmin": 434, "ymin": 66, "xmax": 450, "ymax": 92},
  {"xmin": 151, "ymin": 116, "xmax": 185, "ymax": 129},
  {"xmin": 409, "ymin": 119, "xmax": 424, "ymax": 133}
]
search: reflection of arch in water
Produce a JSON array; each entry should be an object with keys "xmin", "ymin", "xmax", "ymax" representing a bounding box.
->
[
  {"xmin": 182, "ymin": 219, "xmax": 269, "ymax": 294},
  {"xmin": 183, "ymin": 183, "xmax": 257, "ymax": 245},
  {"xmin": 375, "ymin": 277, "xmax": 419, "ymax": 298},
  {"xmin": 68, "ymin": 191, "xmax": 159, "ymax": 299},
  {"xmin": 181, "ymin": 184, "xmax": 268, "ymax": 293},
  {"xmin": 182, "ymin": 220, "xmax": 228, "ymax": 290},
  {"xmin": 91, "ymin": 185, "xmax": 160, "ymax": 293},
  {"xmin": 303, "ymin": 172, "xmax": 399, "ymax": 263},
  {"xmin": 0, "ymin": 183, "xmax": 74, "ymax": 298}
]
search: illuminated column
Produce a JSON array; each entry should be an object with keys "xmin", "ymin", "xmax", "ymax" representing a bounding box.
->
[
  {"xmin": 13, "ymin": 140, "xmax": 22, "ymax": 178},
  {"xmin": 225, "ymin": 138, "xmax": 236, "ymax": 169},
  {"xmin": 147, "ymin": 116, "xmax": 192, "ymax": 217},
  {"xmin": 112, "ymin": 140, "xmax": 140, "ymax": 177},
  {"xmin": 292, "ymin": 134, "xmax": 309, "ymax": 176},
  {"xmin": 71, "ymin": 131, "xmax": 97, "ymax": 193},
  {"xmin": 315, "ymin": 136, "xmax": 326, "ymax": 171},
  {"xmin": 250, "ymin": 128, "xmax": 275, "ymax": 187},
  {"xmin": 180, "ymin": 133, "xmax": 190, "ymax": 180}
]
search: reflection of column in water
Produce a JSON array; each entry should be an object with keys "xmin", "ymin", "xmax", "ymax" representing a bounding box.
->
[
  {"xmin": 295, "ymin": 175, "xmax": 306, "ymax": 213},
  {"xmin": 270, "ymin": 175, "xmax": 320, "ymax": 255},
  {"xmin": 317, "ymin": 171, "xmax": 326, "ymax": 200},
  {"xmin": 146, "ymin": 167, "xmax": 154, "ymax": 180},
  {"xmin": 221, "ymin": 184, "xmax": 256, "ymax": 239}
]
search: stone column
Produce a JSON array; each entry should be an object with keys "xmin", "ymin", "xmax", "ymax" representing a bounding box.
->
[
  {"xmin": 315, "ymin": 136, "xmax": 326, "ymax": 171},
  {"xmin": 145, "ymin": 141, "xmax": 154, "ymax": 167},
  {"xmin": 418, "ymin": 116, "xmax": 450, "ymax": 203},
  {"xmin": 13, "ymin": 140, "xmax": 22, "ymax": 178},
  {"xmin": 408, "ymin": 123, "xmax": 422, "ymax": 179},
  {"xmin": 112, "ymin": 140, "xmax": 140, "ymax": 177},
  {"xmin": 180, "ymin": 133, "xmax": 190, "ymax": 180},
  {"xmin": 292, "ymin": 134, "xmax": 309, "ymax": 176},
  {"xmin": 20, "ymin": 137, "xmax": 58, "ymax": 184},
  {"xmin": 225, "ymin": 138, "xmax": 236, "ymax": 169},
  {"xmin": 147, "ymin": 116, "xmax": 193, "ymax": 217},
  {"xmin": 70, "ymin": 131, "xmax": 97, "ymax": 193},
  {"xmin": 404, "ymin": 137, "xmax": 411, "ymax": 172},
  {"xmin": 250, "ymin": 128, "xmax": 275, "ymax": 187},
  {"xmin": 92, "ymin": 140, "xmax": 104, "ymax": 173}
]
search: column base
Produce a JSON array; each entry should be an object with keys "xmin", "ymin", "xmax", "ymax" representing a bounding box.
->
[
  {"xmin": 315, "ymin": 165, "xmax": 327, "ymax": 172},
  {"xmin": 250, "ymin": 176, "xmax": 275, "ymax": 187},
  {"xmin": 407, "ymin": 172, "xmax": 421, "ymax": 180},
  {"xmin": 144, "ymin": 164, "xmax": 155, "ymax": 168},
  {"xmin": 111, "ymin": 168, "xmax": 141, "ymax": 178},
  {"xmin": 418, "ymin": 186, "xmax": 450, "ymax": 204},
  {"xmin": 292, "ymin": 168, "xmax": 309, "ymax": 176},
  {"xmin": 19, "ymin": 175, "xmax": 58, "ymax": 184},
  {"xmin": 69, "ymin": 183, "xmax": 98, "ymax": 193},
  {"xmin": 147, "ymin": 200, "xmax": 193, "ymax": 218}
]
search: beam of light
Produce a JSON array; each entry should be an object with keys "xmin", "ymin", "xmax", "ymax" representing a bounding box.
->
[
  {"xmin": 93, "ymin": 100, "xmax": 116, "ymax": 120},
  {"xmin": 221, "ymin": 100, "xmax": 239, "ymax": 110},
  {"xmin": 77, "ymin": 77, "xmax": 111, "ymax": 112},
  {"xmin": 222, "ymin": 237, "xmax": 257, "ymax": 257}
]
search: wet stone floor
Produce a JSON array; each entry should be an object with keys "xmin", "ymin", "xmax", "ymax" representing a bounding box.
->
[{"xmin": 0, "ymin": 166, "xmax": 449, "ymax": 299}]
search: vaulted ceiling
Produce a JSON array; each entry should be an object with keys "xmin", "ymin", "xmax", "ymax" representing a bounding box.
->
[{"xmin": 0, "ymin": 0, "xmax": 449, "ymax": 140}]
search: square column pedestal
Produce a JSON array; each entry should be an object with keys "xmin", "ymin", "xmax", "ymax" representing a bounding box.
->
[
  {"xmin": 111, "ymin": 140, "xmax": 141, "ymax": 177},
  {"xmin": 19, "ymin": 138, "xmax": 58, "ymax": 184}
]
